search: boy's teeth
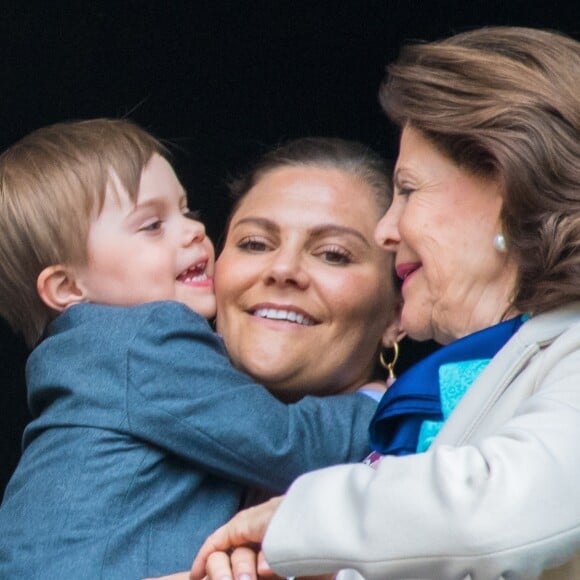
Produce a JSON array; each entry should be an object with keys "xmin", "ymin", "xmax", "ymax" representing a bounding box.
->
[
  {"xmin": 185, "ymin": 272, "xmax": 207, "ymax": 282},
  {"xmin": 178, "ymin": 265, "xmax": 208, "ymax": 282},
  {"xmin": 254, "ymin": 308, "xmax": 313, "ymax": 326}
]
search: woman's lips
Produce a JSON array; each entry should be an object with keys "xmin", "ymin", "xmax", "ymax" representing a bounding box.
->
[
  {"xmin": 395, "ymin": 262, "xmax": 421, "ymax": 287},
  {"xmin": 248, "ymin": 304, "xmax": 319, "ymax": 326}
]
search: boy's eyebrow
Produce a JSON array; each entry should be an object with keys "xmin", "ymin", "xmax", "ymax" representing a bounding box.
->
[
  {"xmin": 129, "ymin": 193, "xmax": 188, "ymax": 212},
  {"xmin": 122, "ymin": 194, "xmax": 189, "ymax": 226},
  {"xmin": 231, "ymin": 216, "xmax": 371, "ymax": 247}
]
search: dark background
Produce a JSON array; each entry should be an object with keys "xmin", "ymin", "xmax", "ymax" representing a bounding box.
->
[{"xmin": 1, "ymin": 1, "xmax": 579, "ymax": 496}]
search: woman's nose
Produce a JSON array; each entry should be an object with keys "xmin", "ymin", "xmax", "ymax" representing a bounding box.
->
[
  {"xmin": 374, "ymin": 203, "xmax": 401, "ymax": 253},
  {"xmin": 263, "ymin": 250, "xmax": 309, "ymax": 289}
]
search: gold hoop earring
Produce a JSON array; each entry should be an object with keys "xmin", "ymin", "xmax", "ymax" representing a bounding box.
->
[{"xmin": 379, "ymin": 341, "xmax": 399, "ymax": 382}]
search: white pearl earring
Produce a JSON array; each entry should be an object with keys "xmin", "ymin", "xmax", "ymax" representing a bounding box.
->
[{"xmin": 493, "ymin": 233, "xmax": 507, "ymax": 253}]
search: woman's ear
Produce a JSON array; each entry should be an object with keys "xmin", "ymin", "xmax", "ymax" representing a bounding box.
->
[
  {"xmin": 382, "ymin": 304, "xmax": 406, "ymax": 348},
  {"xmin": 37, "ymin": 265, "xmax": 87, "ymax": 312}
]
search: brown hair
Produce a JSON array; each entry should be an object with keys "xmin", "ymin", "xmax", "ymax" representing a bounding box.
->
[
  {"xmin": 0, "ymin": 118, "xmax": 166, "ymax": 347},
  {"xmin": 227, "ymin": 137, "xmax": 393, "ymax": 228},
  {"xmin": 379, "ymin": 26, "xmax": 580, "ymax": 314}
]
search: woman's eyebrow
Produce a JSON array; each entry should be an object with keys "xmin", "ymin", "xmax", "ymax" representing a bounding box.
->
[
  {"xmin": 230, "ymin": 216, "xmax": 278, "ymax": 232},
  {"xmin": 309, "ymin": 224, "xmax": 371, "ymax": 247},
  {"xmin": 231, "ymin": 217, "xmax": 371, "ymax": 247}
]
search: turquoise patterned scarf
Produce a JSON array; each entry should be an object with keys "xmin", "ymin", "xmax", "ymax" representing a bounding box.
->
[{"xmin": 369, "ymin": 316, "xmax": 526, "ymax": 456}]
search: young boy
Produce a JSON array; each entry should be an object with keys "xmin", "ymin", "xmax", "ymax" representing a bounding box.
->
[{"xmin": 0, "ymin": 119, "xmax": 383, "ymax": 579}]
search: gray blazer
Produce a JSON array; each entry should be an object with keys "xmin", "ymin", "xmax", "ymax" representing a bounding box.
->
[
  {"xmin": 0, "ymin": 301, "xmax": 376, "ymax": 579},
  {"xmin": 263, "ymin": 303, "xmax": 580, "ymax": 579}
]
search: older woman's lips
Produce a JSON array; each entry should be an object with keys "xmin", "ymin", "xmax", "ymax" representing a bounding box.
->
[{"xmin": 396, "ymin": 263, "xmax": 421, "ymax": 287}]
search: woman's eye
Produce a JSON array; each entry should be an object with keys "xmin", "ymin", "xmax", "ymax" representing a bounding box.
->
[
  {"xmin": 396, "ymin": 185, "xmax": 415, "ymax": 197},
  {"xmin": 184, "ymin": 209, "xmax": 201, "ymax": 221},
  {"xmin": 237, "ymin": 237, "xmax": 270, "ymax": 252},
  {"xmin": 139, "ymin": 219, "xmax": 163, "ymax": 232},
  {"xmin": 318, "ymin": 248, "xmax": 353, "ymax": 265}
]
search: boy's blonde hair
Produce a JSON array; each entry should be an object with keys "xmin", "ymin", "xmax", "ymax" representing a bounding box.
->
[{"xmin": 0, "ymin": 118, "xmax": 166, "ymax": 347}]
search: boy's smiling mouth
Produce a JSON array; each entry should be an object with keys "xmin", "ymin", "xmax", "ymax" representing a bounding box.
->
[{"xmin": 177, "ymin": 260, "xmax": 211, "ymax": 285}]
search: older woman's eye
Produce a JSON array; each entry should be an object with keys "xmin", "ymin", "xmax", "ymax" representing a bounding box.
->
[
  {"xmin": 237, "ymin": 237, "xmax": 270, "ymax": 252},
  {"xmin": 397, "ymin": 186, "xmax": 415, "ymax": 197}
]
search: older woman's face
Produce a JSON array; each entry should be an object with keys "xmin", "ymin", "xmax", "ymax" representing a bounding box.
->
[
  {"xmin": 215, "ymin": 165, "xmax": 397, "ymax": 400},
  {"xmin": 375, "ymin": 126, "xmax": 518, "ymax": 345}
]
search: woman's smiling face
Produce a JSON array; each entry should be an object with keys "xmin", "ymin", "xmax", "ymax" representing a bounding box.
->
[
  {"xmin": 215, "ymin": 165, "xmax": 398, "ymax": 400},
  {"xmin": 375, "ymin": 126, "xmax": 519, "ymax": 344}
]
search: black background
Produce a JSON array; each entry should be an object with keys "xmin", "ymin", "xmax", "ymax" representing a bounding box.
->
[{"xmin": 1, "ymin": 1, "xmax": 579, "ymax": 496}]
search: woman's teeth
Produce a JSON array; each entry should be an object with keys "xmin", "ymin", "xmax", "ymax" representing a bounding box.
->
[{"xmin": 253, "ymin": 308, "xmax": 314, "ymax": 326}]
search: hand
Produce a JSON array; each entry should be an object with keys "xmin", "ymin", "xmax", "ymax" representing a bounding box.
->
[
  {"xmin": 205, "ymin": 546, "xmax": 283, "ymax": 580},
  {"xmin": 190, "ymin": 496, "xmax": 284, "ymax": 580},
  {"xmin": 204, "ymin": 548, "xmax": 335, "ymax": 580}
]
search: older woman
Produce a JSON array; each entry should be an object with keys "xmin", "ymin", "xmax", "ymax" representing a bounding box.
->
[{"xmin": 191, "ymin": 26, "xmax": 580, "ymax": 580}]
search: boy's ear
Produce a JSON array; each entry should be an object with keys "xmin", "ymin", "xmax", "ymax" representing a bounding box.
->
[
  {"xmin": 37, "ymin": 265, "xmax": 87, "ymax": 312},
  {"xmin": 382, "ymin": 304, "xmax": 406, "ymax": 348}
]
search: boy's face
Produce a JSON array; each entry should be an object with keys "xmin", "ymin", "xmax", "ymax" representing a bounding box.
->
[{"xmin": 75, "ymin": 154, "xmax": 216, "ymax": 318}]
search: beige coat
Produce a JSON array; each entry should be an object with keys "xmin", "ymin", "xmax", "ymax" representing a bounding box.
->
[{"xmin": 264, "ymin": 304, "xmax": 580, "ymax": 579}]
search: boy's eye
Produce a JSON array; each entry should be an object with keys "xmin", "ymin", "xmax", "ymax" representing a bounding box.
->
[
  {"xmin": 184, "ymin": 209, "xmax": 201, "ymax": 221},
  {"xmin": 139, "ymin": 219, "xmax": 163, "ymax": 232}
]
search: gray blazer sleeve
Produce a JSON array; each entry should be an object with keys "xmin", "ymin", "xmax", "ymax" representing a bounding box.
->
[{"xmin": 125, "ymin": 302, "xmax": 376, "ymax": 492}]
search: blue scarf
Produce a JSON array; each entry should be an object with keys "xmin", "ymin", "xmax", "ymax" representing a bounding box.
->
[{"xmin": 369, "ymin": 316, "xmax": 526, "ymax": 456}]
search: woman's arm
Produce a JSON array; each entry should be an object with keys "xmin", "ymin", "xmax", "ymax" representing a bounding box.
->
[{"xmin": 259, "ymin": 370, "xmax": 580, "ymax": 577}]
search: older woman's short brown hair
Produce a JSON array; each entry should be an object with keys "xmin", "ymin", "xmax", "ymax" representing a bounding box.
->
[
  {"xmin": 379, "ymin": 26, "xmax": 580, "ymax": 315},
  {"xmin": 0, "ymin": 118, "xmax": 166, "ymax": 347}
]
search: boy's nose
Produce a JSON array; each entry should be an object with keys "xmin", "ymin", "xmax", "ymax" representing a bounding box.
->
[{"xmin": 183, "ymin": 216, "xmax": 206, "ymax": 245}]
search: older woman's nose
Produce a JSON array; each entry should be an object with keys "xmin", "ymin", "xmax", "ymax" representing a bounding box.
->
[
  {"xmin": 374, "ymin": 204, "xmax": 401, "ymax": 253},
  {"xmin": 263, "ymin": 250, "xmax": 309, "ymax": 289}
]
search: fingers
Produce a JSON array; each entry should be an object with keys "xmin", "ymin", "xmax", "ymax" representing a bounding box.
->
[
  {"xmin": 231, "ymin": 547, "xmax": 281, "ymax": 579},
  {"xmin": 256, "ymin": 551, "xmax": 274, "ymax": 577},
  {"xmin": 230, "ymin": 546, "xmax": 259, "ymax": 580},
  {"xmin": 203, "ymin": 547, "xmax": 277, "ymax": 580},
  {"xmin": 190, "ymin": 496, "xmax": 284, "ymax": 580},
  {"xmin": 205, "ymin": 550, "xmax": 239, "ymax": 580}
]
